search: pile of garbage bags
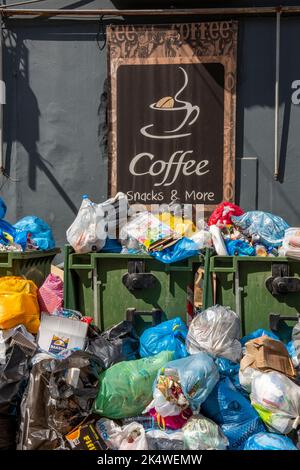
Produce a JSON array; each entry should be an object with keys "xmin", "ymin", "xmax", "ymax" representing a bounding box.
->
[
  {"xmin": 67, "ymin": 194, "xmax": 297, "ymax": 261},
  {"xmin": 1, "ymin": 302, "xmax": 299, "ymax": 451},
  {"xmin": 0, "ymin": 197, "xmax": 55, "ymax": 252}
]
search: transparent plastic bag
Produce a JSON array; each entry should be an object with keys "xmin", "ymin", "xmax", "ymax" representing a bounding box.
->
[
  {"xmin": 96, "ymin": 419, "xmax": 148, "ymax": 450},
  {"xmin": 231, "ymin": 211, "xmax": 289, "ymax": 247},
  {"xmin": 183, "ymin": 415, "xmax": 229, "ymax": 450},
  {"xmin": 186, "ymin": 305, "xmax": 242, "ymax": 363},
  {"xmin": 67, "ymin": 195, "xmax": 106, "ymax": 253},
  {"xmin": 251, "ymin": 371, "xmax": 300, "ymax": 434},
  {"xmin": 148, "ymin": 353, "xmax": 219, "ymax": 415},
  {"xmin": 239, "ymin": 367, "xmax": 263, "ymax": 393}
]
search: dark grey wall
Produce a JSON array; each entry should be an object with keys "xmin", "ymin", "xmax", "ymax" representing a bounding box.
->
[
  {"xmin": 3, "ymin": 21, "xmax": 108, "ymax": 259},
  {"xmin": 2, "ymin": 12, "xmax": 300, "ymax": 259}
]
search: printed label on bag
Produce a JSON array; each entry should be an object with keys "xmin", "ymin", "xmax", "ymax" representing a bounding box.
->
[{"xmin": 49, "ymin": 335, "xmax": 69, "ymax": 353}]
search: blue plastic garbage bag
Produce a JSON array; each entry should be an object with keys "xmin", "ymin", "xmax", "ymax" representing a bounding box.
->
[
  {"xmin": 14, "ymin": 216, "xmax": 55, "ymax": 250},
  {"xmin": 225, "ymin": 239, "xmax": 255, "ymax": 256},
  {"xmin": 140, "ymin": 317, "xmax": 188, "ymax": 360},
  {"xmin": 215, "ymin": 357, "xmax": 248, "ymax": 397},
  {"xmin": 0, "ymin": 220, "xmax": 28, "ymax": 251},
  {"xmin": 215, "ymin": 357, "xmax": 240, "ymax": 378},
  {"xmin": 0, "ymin": 198, "xmax": 7, "ymax": 219},
  {"xmin": 100, "ymin": 238, "xmax": 122, "ymax": 253},
  {"xmin": 156, "ymin": 353, "xmax": 219, "ymax": 412},
  {"xmin": 231, "ymin": 211, "xmax": 289, "ymax": 248},
  {"xmin": 240, "ymin": 329, "xmax": 280, "ymax": 346},
  {"xmin": 150, "ymin": 237, "xmax": 199, "ymax": 264},
  {"xmin": 201, "ymin": 377, "xmax": 264, "ymax": 450},
  {"xmin": 244, "ymin": 432, "xmax": 297, "ymax": 451}
]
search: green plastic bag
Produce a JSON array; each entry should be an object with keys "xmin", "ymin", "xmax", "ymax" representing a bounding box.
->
[{"xmin": 93, "ymin": 351, "xmax": 174, "ymax": 419}]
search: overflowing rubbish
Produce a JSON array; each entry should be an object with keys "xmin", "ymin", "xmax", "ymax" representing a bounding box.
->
[
  {"xmin": 186, "ymin": 305, "xmax": 242, "ymax": 362},
  {"xmin": 145, "ymin": 353, "xmax": 219, "ymax": 430},
  {"xmin": 14, "ymin": 216, "xmax": 55, "ymax": 251},
  {"xmin": 279, "ymin": 227, "xmax": 300, "ymax": 258},
  {"xmin": 1, "ymin": 192, "xmax": 300, "ymax": 452},
  {"xmin": 86, "ymin": 321, "xmax": 139, "ymax": 368},
  {"xmin": 292, "ymin": 320, "xmax": 300, "ymax": 365},
  {"xmin": 96, "ymin": 419, "xmax": 148, "ymax": 450},
  {"xmin": 201, "ymin": 377, "xmax": 265, "ymax": 449},
  {"xmin": 18, "ymin": 351, "xmax": 103, "ymax": 450},
  {"xmin": 0, "ymin": 276, "xmax": 40, "ymax": 333},
  {"xmin": 208, "ymin": 202, "xmax": 244, "ymax": 227},
  {"xmin": 93, "ymin": 351, "xmax": 174, "ymax": 419},
  {"xmin": 38, "ymin": 273, "xmax": 64, "ymax": 314},
  {"xmin": 244, "ymin": 432, "xmax": 297, "ymax": 450},
  {"xmin": 240, "ymin": 335, "xmax": 296, "ymax": 378},
  {"xmin": 0, "ymin": 325, "xmax": 36, "ymax": 449},
  {"xmin": 182, "ymin": 415, "xmax": 229, "ymax": 450},
  {"xmin": 231, "ymin": 211, "xmax": 289, "ymax": 248},
  {"xmin": 37, "ymin": 313, "xmax": 88, "ymax": 354},
  {"xmin": 251, "ymin": 371, "xmax": 300, "ymax": 434},
  {"xmin": 67, "ymin": 195, "xmax": 107, "ymax": 254},
  {"xmin": 139, "ymin": 317, "xmax": 188, "ymax": 359},
  {"xmin": 145, "ymin": 429, "xmax": 184, "ymax": 450},
  {"xmin": 66, "ymin": 418, "xmax": 108, "ymax": 450}
]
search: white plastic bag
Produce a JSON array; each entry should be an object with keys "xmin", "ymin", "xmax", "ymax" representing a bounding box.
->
[
  {"xmin": 251, "ymin": 371, "xmax": 300, "ymax": 434},
  {"xmin": 96, "ymin": 418, "xmax": 148, "ymax": 450},
  {"xmin": 183, "ymin": 415, "xmax": 229, "ymax": 450},
  {"xmin": 147, "ymin": 388, "xmax": 182, "ymax": 418},
  {"xmin": 239, "ymin": 367, "xmax": 263, "ymax": 393},
  {"xmin": 186, "ymin": 305, "xmax": 242, "ymax": 362},
  {"xmin": 67, "ymin": 195, "xmax": 106, "ymax": 253}
]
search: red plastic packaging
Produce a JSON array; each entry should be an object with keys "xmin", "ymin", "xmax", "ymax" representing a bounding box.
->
[
  {"xmin": 147, "ymin": 407, "xmax": 193, "ymax": 430},
  {"xmin": 208, "ymin": 202, "xmax": 244, "ymax": 227}
]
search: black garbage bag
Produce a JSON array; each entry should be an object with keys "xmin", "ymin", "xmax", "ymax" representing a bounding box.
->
[
  {"xmin": 86, "ymin": 321, "xmax": 140, "ymax": 368},
  {"xmin": 17, "ymin": 350, "xmax": 104, "ymax": 450},
  {"xmin": 0, "ymin": 325, "xmax": 36, "ymax": 450}
]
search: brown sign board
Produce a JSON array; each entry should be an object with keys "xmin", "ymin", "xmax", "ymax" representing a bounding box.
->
[{"xmin": 108, "ymin": 22, "xmax": 238, "ymax": 211}]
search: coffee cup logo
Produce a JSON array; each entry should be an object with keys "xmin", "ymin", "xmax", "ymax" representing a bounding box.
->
[{"xmin": 140, "ymin": 66, "xmax": 200, "ymax": 139}]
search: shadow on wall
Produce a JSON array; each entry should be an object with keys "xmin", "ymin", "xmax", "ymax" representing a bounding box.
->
[
  {"xmin": 2, "ymin": 20, "xmax": 109, "ymax": 215},
  {"xmin": 3, "ymin": 26, "xmax": 78, "ymax": 213}
]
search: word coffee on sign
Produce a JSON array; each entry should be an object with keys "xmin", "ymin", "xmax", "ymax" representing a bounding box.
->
[
  {"xmin": 129, "ymin": 151, "xmax": 210, "ymax": 186},
  {"xmin": 116, "ymin": 62, "xmax": 225, "ymax": 204}
]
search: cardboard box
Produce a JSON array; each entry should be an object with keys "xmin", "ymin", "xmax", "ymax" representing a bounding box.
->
[
  {"xmin": 241, "ymin": 335, "xmax": 296, "ymax": 378},
  {"xmin": 38, "ymin": 313, "xmax": 88, "ymax": 354},
  {"xmin": 66, "ymin": 419, "xmax": 108, "ymax": 450}
]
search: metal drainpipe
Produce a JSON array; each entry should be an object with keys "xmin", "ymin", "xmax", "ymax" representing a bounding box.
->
[{"xmin": 274, "ymin": 9, "xmax": 281, "ymax": 181}]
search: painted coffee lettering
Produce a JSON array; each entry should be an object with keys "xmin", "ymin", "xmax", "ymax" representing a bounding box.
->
[
  {"xmin": 129, "ymin": 151, "xmax": 210, "ymax": 187},
  {"xmin": 220, "ymin": 22, "xmax": 231, "ymax": 39},
  {"xmin": 185, "ymin": 190, "xmax": 216, "ymax": 202},
  {"xmin": 210, "ymin": 22, "xmax": 220, "ymax": 40},
  {"xmin": 127, "ymin": 190, "xmax": 164, "ymax": 202}
]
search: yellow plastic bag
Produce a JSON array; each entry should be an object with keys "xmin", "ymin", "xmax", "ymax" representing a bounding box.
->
[{"xmin": 0, "ymin": 276, "xmax": 40, "ymax": 333}]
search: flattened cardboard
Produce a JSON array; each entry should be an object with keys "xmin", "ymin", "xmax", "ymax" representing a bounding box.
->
[{"xmin": 241, "ymin": 335, "xmax": 296, "ymax": 378}]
